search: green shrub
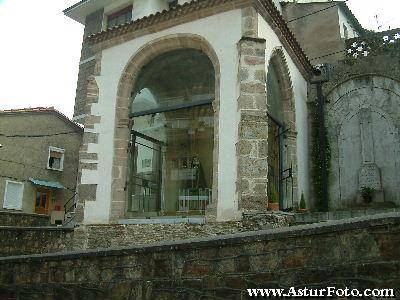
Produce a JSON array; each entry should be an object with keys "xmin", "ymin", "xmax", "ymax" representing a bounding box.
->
[
  {"xmin": 268, "ymin": 185, "xmax": 279, "ymax": 203},
  {"xmin": 361, "ymin": 186, "xmax": 374, "ymax": 204},
  {"xmin": 300, "ymin": 193, "xmax": 307, "ymax": 209}
]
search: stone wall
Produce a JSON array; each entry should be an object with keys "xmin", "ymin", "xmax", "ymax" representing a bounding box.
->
[
  {"xmin": 0, "ymin": 213, "xmax": 399, "ymax": 299},
  {"xmin": 0, "ymin": 213, "xmax": 292, "ymax": 256},
  {"xmin": 0, "ymin": 211, "xmax": 49, "ymax": 227},
  {"xmin": 0, "ymin": 227, "xmax": 74, "ymax": 256},
  {"xmin": 308, "ymin": 44, "xmax": 400, "ymax": 211}
]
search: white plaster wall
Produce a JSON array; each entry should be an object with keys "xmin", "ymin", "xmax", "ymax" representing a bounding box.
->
[
  {"xmin": 271, "ymin": 0, "xmax": 282, "ymax": 13},
  {"xmin": 258, "ymin": 16, "xmax": 310, "ymax": 203},
  {"xmin": 338, "ymin": 6, "xmax": 360, "ymax": 39},
  {"xmin": 80, "ymin": 10, "xmax": 242, "ymax": 224}
]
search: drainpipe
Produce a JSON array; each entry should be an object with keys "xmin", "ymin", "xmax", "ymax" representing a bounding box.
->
[{"xmin": 310, "ymin": 64, "xmax": 330, "ymax": 212}]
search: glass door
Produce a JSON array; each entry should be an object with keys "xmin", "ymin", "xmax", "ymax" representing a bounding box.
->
[
  {"xmin": 35, "ymin": 188, "xmax": 51, "ymax": 215},
  {"xmin": 128, "ymin": 131, "xmax": 162, "ymax": 214}
]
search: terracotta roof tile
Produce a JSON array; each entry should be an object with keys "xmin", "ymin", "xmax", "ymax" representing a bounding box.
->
[
  {"xmin": 0, "ymin": 107, "xmax": 83, "ymax": 132},
  {"xmin": 87, "ymin": 0, "xmax": 314, "ymax": 76}
]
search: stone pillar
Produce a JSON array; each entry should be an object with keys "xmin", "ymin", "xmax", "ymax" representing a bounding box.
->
[{"xmin": 237, "ymin": 37, "xmax": 269, "ymax": 212}]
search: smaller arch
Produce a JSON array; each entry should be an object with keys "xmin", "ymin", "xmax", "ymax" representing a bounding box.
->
[
  {"xmin": 266, "ymin": 47, "xmax": 298, "ymax": 208},
  {"xmin": 267, "ymin": 47, "xmax": 296, "ymax": 127}
]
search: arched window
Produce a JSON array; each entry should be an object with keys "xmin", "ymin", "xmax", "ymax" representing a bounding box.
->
[{"xmin": 127, "ymin": 49, "xmax": 215, "ymax": 216}]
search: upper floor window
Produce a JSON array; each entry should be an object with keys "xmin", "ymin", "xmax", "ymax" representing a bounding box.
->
[
  {"xmin": 343, "ymin": 24, "xmax": 349, "ymax": 39},
  {"xmin": 168, "ymin": 0, "xmax": 179, "ymax": 9},
  {"xmin": 107, "ymin": 5, "xmax": 132, "ymax": 29},
  {"xmin": 47, "ymin": 146, "xmax": 65, "ymax": 171},
  {"xmin": 3, "ymin": 180, "xmax": 24, "ymax": 210}
]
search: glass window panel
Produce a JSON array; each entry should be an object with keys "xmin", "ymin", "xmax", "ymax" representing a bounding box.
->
[
  {"xmin": 41, "ymin": 193, "xmax": 47, "ymax": 208},
  {"xmin": 117, "ymin": 14, "xmax": 125, "ymax": 26},
  {"xmin": 131, "ymin": 49, "xmax": 215, "ymax": 115},
  {"xmin": 35, "ymin": 192, "xmax": 41, "ymax": 208},
  {"xmin": 107, "ymin": 18, "xmax": 117, "ymax": 29},
  {"xmin": 130, "ymin": 106, "xmax": 214, "ymax": 213}
]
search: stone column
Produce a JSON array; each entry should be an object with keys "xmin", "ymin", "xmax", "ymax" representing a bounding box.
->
[{"xmin": 237, "ymin": 37, "xmax": 269, "ymax": 212}]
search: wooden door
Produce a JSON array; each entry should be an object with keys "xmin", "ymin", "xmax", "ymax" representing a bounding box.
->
[{"xmin": 35, "ymin": 189, "xmax": 51, "ymax": 215}]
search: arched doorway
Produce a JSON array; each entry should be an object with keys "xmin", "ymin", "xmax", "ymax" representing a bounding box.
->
[
  {"xmin": 127, "ymin": 49, "xmax": 215, "ymax": 217},
  {"xmin": 267, "ymin": 49, "xmax": 297, "ymax": 210}
]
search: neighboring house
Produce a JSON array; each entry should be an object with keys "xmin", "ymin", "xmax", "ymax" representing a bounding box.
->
[
  {"xmin": 282, "ymin": 0, "xmax": 364, "ymax": 64},
  {"xmin": 0, "ymin": 108, "xmax": 82, "ymax": 224},
  {"xmin": 64, "ymin": 0, "xmax": 314, "ymax": 224}
]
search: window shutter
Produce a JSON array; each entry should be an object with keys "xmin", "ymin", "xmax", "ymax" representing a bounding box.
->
[
  {"xmin": 50, "ymin": 151, "xmax": 63, "ymax": 159},
  {"xmin": 3, "ymin": 181, "xmax": 24, "ymax": 210}
]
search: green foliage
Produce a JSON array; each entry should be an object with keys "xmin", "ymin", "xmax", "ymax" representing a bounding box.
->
[
  {"xmin": 361, "ymin": 186, "xmax": 374, "ymax": 204},
  {"xmin": 300, "ymin": 193, "xmax": 306, "ymax": 210},
  {"xmin": 268, "ymin": 185, "xmax": 279, "ymax": 203},
  {"xmin": 310, "ymin": 103, "xmax": 331, "ymax": 211}
]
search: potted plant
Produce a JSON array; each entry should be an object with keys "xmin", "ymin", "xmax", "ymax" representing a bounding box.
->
[
  {"xmin": 298, "ymin": 192, "xmax": 307, "ymax": 213},
  {"xmin": 361, "ymin": 186, "xmax": 374, "ymax": 204},
  {"xmin": 267, "ymin": 185, "xmax": 279, "ymax": 211}
]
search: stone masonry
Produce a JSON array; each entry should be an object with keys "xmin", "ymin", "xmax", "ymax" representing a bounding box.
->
[
  {"xmin": 0, "ymin": 213, "xmax": 399, "ymax": 299},
  {"xmin": 237, "ymin": 37, "xmax": 269, "ymax": 212}
]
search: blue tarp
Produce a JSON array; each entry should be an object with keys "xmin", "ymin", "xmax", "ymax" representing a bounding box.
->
[{"xmin": 29, "ymin": 178, "xmax": 65, "ymax": 189}]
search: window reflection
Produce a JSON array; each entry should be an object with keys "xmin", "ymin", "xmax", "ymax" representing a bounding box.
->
[{"xmin": 129, "ymin": 106, "xmax": 214, "ymax": 214}]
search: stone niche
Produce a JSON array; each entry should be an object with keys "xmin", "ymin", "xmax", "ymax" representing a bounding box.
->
[{"xmin": 326, "ymin": 76, "xmax": 400, "ymax": 209}]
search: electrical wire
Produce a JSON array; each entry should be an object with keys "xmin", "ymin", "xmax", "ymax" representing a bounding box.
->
[
  {"xmin": 286, "ymin": 0, "xmax": 349, "ymax": 23},
  {"xmin": 0, "ymin": 131, "xmax": 80, "ymax": 138}
]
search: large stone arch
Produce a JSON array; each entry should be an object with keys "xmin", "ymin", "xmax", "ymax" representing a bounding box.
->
[
  {"xmin": 326, "ymin": 75, "xmax": 400, "ymax": 209},
  {"xmin": 110, "ymin": 34, "xmax": 221, "ymax": 221},
  {"xmin": 266, "ymin": 47, "xmax": 298, "ymax": 208}
]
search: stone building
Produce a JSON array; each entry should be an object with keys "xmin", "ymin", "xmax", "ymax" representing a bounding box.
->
[
  {"xmin": 64, "ymin": 0, "xmax": 398, "ymax": 225},
  {"xmin": 64, "ymin": 0, "xmax": 315, "ymax": 224},
  {"xmin": 0, "ymin": 108, "xmax": 82, "ymax": 224}
]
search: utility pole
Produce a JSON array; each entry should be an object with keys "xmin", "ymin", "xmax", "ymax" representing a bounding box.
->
[{"xmin": 310, "ymin": 64, "xmax": 330, "ymax": 212}]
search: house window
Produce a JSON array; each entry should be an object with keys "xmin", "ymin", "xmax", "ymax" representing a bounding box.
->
[
  {"xmin": 168, "ymin": 0, "xmax": 178, "ymax": 9},
  {"xmin": 343, "ymin": 24, "xmax": 349, "ymax": 39},
  {"xmin": 107, "ymin": 6, "xmax": 132, "ymax": 29},
  {"xmin": 47, "ymin": 147, "xmax": 65, "ymax": 171},
  {"xmin": 3, "ymin": 180, "xmax": 24, "ymax": 210}
]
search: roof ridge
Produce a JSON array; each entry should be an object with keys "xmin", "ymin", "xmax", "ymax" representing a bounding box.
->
[{"xmin": 0, "ymin": 107, "xmax": 83, "ymax": 132}]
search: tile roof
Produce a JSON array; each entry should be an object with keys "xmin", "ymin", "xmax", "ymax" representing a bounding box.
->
[
  {"xmin": 86, "ymin": 0, "xmax": 315, "ymax": 77},
  {"xmin": 0, "ymin": 107, "xmax": 83, "ymax": 132}
]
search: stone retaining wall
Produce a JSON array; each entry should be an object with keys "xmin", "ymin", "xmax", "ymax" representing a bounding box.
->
[
  {"xmin": 0, "ymin": 213, "xmax": 399, "ymax": 299},
  {"xmin": 0, "ymin": 211, "xmax": 49, "ymax": 227},
  {"xmin": 0, "ymin": 227, "xmax": 74, "ymax": 256},
  {"xmin": 0, "ymin": 213, "xmax": 292, "ymax": 256},
  {"xmin": 75, "ymin": 213, "xmax": 292, "ymax": 250}
]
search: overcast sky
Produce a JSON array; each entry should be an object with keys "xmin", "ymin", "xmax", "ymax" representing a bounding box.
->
[{"xmin": 0, "ymin": 0, "xmax": 399, "ymax": 118}]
